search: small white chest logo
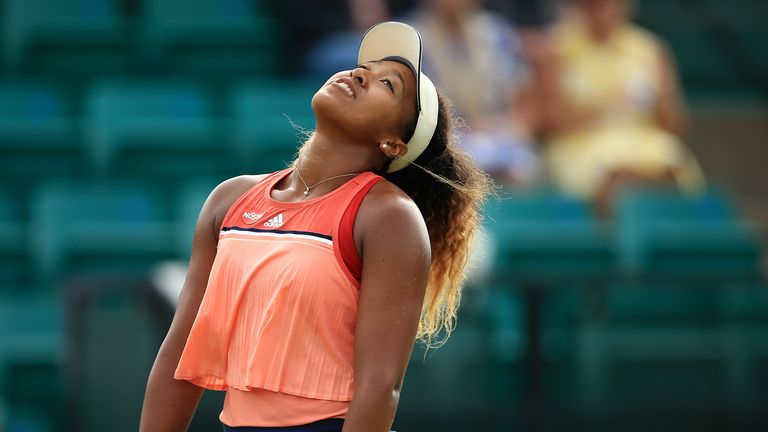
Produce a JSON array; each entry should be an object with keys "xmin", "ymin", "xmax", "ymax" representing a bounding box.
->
[
  {"xmin": 263, "ymin": 213, "xmax": 285, "ymax": 228},
  {"xmin": 241, "ymin": 211, "xmax": 263, "ymax": 225}
]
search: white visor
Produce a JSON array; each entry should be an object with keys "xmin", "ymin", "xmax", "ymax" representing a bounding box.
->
[{"xmin": 357, "ymin": 21, "xmax": 439, "ymax": 173}]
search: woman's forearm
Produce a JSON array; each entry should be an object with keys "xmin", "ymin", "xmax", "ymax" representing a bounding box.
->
[
  {"xmin": 139, "ymin": 346, "xmax": 205, "ymax": 432},
  {"xmin": 341, "ymin": 378, "xmax": 401, "ymax": 432}
]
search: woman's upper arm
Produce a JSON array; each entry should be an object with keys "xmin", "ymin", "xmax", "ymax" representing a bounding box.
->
[
  {"xmin": 160, "ymin": 175, "xmax": 264, "ymax": 356},
  {"xmin": 654, "ymin": 38, "xmax": 688, "ymax": 137},
  {"xmin": 352, "ymin": 183, "xmax": 431, "ymax": 388}
]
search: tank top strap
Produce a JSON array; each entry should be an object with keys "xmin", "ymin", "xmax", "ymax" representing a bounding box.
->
[{"xmin": 321, "ymin": 171, "xmax": 383, "ymax": 220}]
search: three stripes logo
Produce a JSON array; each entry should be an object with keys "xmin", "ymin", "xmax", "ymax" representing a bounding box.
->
[{"xmin": 263, "ymin": 213, "xmax": 285, "ymax": 228}]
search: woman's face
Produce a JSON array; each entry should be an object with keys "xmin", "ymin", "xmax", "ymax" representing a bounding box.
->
[
  {"xmin": 312, "ymin": 60, "xmax": 418, "ymax": 148},
  {"xmin": 579, "ymin": 0, "xmax": 629, "ymax": 40}
]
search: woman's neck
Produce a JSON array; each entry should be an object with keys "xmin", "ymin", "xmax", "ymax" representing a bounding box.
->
[{"xmin": 286, "ymin": 131, "xmax": 380, "ymax": 195}]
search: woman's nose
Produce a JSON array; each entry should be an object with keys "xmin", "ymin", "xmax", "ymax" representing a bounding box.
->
[{"xmin": 351, "ymin": 67, "xmax": 367, "ymax": 87}]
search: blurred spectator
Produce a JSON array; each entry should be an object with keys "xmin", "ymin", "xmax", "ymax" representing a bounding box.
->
[
  {"xmin": 407, "ymin": 0, "xmax": 543, "ymax": 186},
  {"xmin": 543, "ymin": 0, "xmax": 705, "ymax": 214},
  {"xmin": 272, "ymin": 0, "xmax": 416, "ymax": 76}
]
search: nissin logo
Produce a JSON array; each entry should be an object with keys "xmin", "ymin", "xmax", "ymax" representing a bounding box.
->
[{"xmin": 241, "ymin": 211, "xmax": 263, "ymax": 225}]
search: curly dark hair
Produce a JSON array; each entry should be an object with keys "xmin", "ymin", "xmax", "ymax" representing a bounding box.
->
[{"xmin": 382, "ymin": 91, "xmax": 494, "ymax": 346}]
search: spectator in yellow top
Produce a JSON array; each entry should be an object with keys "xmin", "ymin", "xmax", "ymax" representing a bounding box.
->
[{"xmin": 544, "ymin": 0, "xmax": 705, "ymax": 215}]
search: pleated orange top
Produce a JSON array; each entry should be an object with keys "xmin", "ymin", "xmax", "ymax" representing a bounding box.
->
[{"xmin": 174, "ymin": 167, "xmax": 383, "ymax": 425}]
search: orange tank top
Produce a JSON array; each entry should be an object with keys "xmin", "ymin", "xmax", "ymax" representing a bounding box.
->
[{"xmin": 174, "ymin": 167, "xmax": 383, "ymax": 426}]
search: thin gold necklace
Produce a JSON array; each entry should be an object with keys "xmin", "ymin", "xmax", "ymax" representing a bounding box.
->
[{"xmin": 295, "ymin": 165, "xmax": 361, "ymax": 196}]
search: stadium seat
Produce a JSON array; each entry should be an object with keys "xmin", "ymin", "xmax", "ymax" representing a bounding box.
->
[
  {"xmin": 0, "ymin": 294, "xmax": 63, "ymax": 431},
  {"xmin": 30, "ymin": 180, "xmax": 176, "ymax": 284},
  {"xmin": 703, "ymin": 0, "xmax": 768, "ymax": 82},
  {"xmin": 614, "ymin": 187, "xmax": 762, "ymax": 279},
  {"xmin": 399, "ymin": 319, "xmax": 523, "ymax": 429},
  {"xmin": 176, "ymin": 177, "xmax": 223, "ymax": 258},
  {"xmin": 573, "ymin": 282, "xmax": 768, "ymax": 415},
  {"xmin": 1, "ymin": 0, "xmax": 132, "ymax": 77},
  {"xmin": 0, "ymin": 82, "xmax": 80, "ymax": 182},
  {"xmin": 63, "ymin": 276, "xmax": 225, "ymax": 432},
  {"xmin": 574, "ymin": 322, "xmax": 730, "ymax": 414},
  {"xmin": 228, "ymin": 80, "xmax": 318, "ymax": 173},
  {"xmin": 478, "ymin": 287, "xmax": 526, "ymax": 364},
  {"xmin": 634, "ymin": 0, "xmax": 750, "ymax": 98},
  {"xmin": 67, "ymin": 280, "xmax": 158, "ymax": 432},
  {"xmin": 140, "ymin": 0, "xmax": 280, "ymax": 77},
  {"xmin": 0, "ymin": 189, "xmax": 29, "ymax": 290},
  {"xmin": 715, "ymin": 284, "xmax": 768, "ymax": 405},
  {"xmin": 483, "ymin": 192, "xmax": 616, "ymax": 282},
  {"xmin": 84, "ymin": 81, "xmax": 229, "ymax": 181}
]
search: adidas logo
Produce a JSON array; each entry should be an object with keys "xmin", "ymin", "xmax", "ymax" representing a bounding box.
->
[
  {"xmin": 242, "ymin": 211, "xmax": 263, "ymax": 225},
  {"xmin": 263, "ymin": 213, "xmax": 284, "ymax": 228}
]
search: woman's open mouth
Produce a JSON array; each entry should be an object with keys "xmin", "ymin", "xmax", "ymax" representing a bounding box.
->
[{"xmin": 331, "ymin": 78, "xmax": 356, "ymax": 99}]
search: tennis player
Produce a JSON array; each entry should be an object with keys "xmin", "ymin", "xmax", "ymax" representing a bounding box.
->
[{"xmin": 140, "ymin": 21, "xmax": 491, "ymax": 432}]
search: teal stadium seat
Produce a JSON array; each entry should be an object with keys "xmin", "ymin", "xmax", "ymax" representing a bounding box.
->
[
  {"xmin": 615, "ymin": 187, "xmax": 762, "ymax": 279},
  {"xmin": 64, "ymin": 278, "xmax": 226, "ymax": 432},
  {"xmin": 0, "ymin": 189, "xmax": 28, "ymax": 290},
  {"xmin": 635, "ymin": 0, "xmax": 749, "ymax": 99},
  {"xmin": 0, "ymin": 82, "xmax": 80, "ymax": 183},
  {"xmin": 68, "ymin": 282, "xmax": 159, "ymax": 432},
  {"xmin": 0, "ymin": 294, "xmax": 63, "ymax": 431},
  {"xmin": 483, "ymin": 192, "xmax": 616, "ymax": 282},
  {"xmin": 31, "ymin": 181, "xmax": 176, "ymax": 284},
  {"xmin": 399, "ymin": 319, "xmax": 523, "ymax": 429},
  {"xmin": 1, "ymin": 0, "xmax": 132, "ymax": 77},
  {"xmin": 141, "ymin": 0, "xmax": 280, "ymax": 77},
  {"xmin": 85, "ymin": 81, "xmax": 228, "ymax": 181},
  {"xmin": 229, "ymin": 80, "xmax": 318, "ymax": 173},
  {"xmin": 704, "ymin": 0, "xmax": 768, "ymax": 82},
  {"xmin": 574, "ymin": 282, "xmax": 768, "ymax": 417},
  {"xmin": 176, "ymin": 177, "xmax": 223, "ymax": 258},
  {"xmin": 715, "ymin": 284, "xmax": 768, "ymax": 407}
]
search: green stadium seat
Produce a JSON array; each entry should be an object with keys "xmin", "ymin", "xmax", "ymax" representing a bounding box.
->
[
  {"xmin": 0, "ymin": 82, "xmax": 80, "ymax": 188},
  {"xmin": 597, "ymin": 282, "xmax": 724, "ymax": 331},
  {"xmin": 399, "ymin": 320, "xmax": 523, "ymax": 427},
  {"xmin": 574, "ymin": 322, "xmax": 731, "ymax": 413},
  {"xmin": 1, "ymin": 0, "xmax": 132, "ymax": 77},
  {"xmin": 30, "ymin": 180, "xmax": 176, "ymax": 284},
  {"xmin": 703, "ymin": 0, "xmax": 768, "ymax": 81},
  {"xmin": 634, "ymin": 0, "xmax": 750, "ymax": 98},
  {"xmin": 228, "ymin": 80, "xmax": 318, "ymax": 173},
  {"xmin": 614, "ymin": 187, "xmax": 762, "ymax": 279},
  {"xmin": 573, "ymin": 283, "xmax": 768, "ymax": 415},
  {"xmin": 176, "ymin": 177, "xmax": 223, "ymax": 258},
  {"xmin": 477, "ymin": 287, "xmax": 526, "ymax": 364},
  {"xmin": 0, "ymin": 294, "xmax": 63, "ymax": 430},
  {"xmin": 715, "ymin": 284, "xmax": 768, "ymax": 406},
  {"xmin": 483, "ymin": 192, "xmax": 616, "ymax": 282},
  {"xmin": 140, "ymin": 0, "xmax": 280, "ymax": 77},
  {"xmin": 69, "ymin": 281, "xmax": 158, "ymax": 432},
  {"xmin": 0, "ymin": 189, "xmax": 29, "ymax": 290},
  {"xmin": 64, "ymin": 276, "xmax": 225, "ymax": 432},
  {"xmin": 84, "ymin": 81, "xmax": 229, "ymax": 181},
  {"xmin": 717, "ymin": 283, "xmax": 768, "ymax": 323}
]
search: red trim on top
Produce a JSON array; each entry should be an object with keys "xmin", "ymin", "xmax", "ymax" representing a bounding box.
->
[{"xmin": 338, "ymin": 176, "xmax": 383, "ymax": 282}]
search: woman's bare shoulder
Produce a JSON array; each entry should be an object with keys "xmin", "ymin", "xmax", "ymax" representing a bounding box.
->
[
  {"xmin": 356, "ymin": 178, "xmax": 428, "ymax": 242},
  {"xmin": 205, "ymin": 174, "xmax": 270, "ymax": 231}
]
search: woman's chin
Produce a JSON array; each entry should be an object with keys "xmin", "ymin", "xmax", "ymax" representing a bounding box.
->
[{"xmin": 312, "ymin": 88, "xmax": 350, "ymax": 115}]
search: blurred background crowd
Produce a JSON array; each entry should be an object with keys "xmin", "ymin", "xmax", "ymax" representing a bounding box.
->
[{"xmin": 0, "ymin": 0, "xmax": 766, "ymax": 431}]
